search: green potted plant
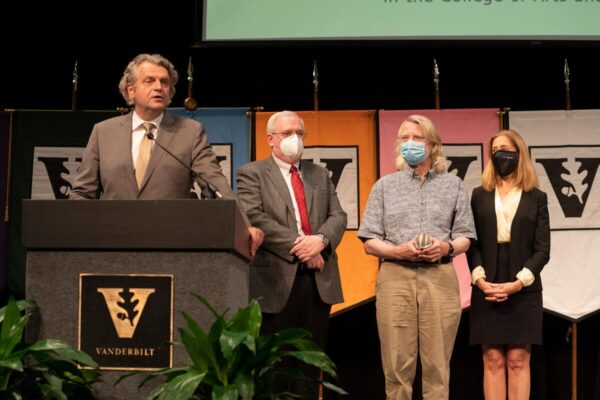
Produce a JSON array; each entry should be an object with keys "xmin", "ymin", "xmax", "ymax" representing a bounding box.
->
[
  {"xmin": 121, "ymin": 294, "xmax": 346, "ymax": 399},
  {"xmin": 0, "ymin": 297, "xmax": 101, "ymax": 399}
]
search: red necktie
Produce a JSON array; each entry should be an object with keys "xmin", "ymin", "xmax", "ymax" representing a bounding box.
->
[{"xmin": 290, "ymin": 165, "xmax": 312, "ymax": 235}]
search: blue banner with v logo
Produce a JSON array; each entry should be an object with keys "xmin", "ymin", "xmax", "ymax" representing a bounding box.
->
[{"xmin": 169, "ymin": 108, "xmax": 251, "ymax": 191}]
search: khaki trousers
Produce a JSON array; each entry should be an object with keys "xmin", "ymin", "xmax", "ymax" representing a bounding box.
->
[{"xmin": 376, "ymin": 261, "xmax": 461, "ymax": 400}]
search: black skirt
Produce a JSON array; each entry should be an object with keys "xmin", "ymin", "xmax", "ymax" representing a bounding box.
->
[{"xmin": 470, "ymin": 243, "xmax": 543, "ymax": 345}]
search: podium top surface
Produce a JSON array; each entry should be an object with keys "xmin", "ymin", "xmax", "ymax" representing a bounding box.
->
[{"xmin": 22, "ymin": 200, "xmax": 250, "ymax": 260}]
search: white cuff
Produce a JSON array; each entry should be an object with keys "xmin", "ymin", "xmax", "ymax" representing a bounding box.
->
[
  {"xmin": 471, "ymin": 266, "xmax": 486, "ymax": 285},
  {"xmin": 516, "ymin": 267, "xmax": 535, "ymax": 287}
]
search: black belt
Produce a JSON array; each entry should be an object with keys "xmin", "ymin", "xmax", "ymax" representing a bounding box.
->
[{"xmin": 382, "ymin": 255, "xmax": 452, "ymax": 265}]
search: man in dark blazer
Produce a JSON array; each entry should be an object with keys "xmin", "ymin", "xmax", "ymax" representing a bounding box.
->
[
  {"xmin": 236, "ymin": 111, "xmax": 347, "ymax": 396},
  {"xmin": 70, "ymin": 53, "xmax": 262, "ymax": 252}
]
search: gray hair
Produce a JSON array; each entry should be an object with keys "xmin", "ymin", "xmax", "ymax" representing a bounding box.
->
[
  {"xmin": 118, "ymin": 53, "xmax": 179, "ymax": 105},
  {"xmin": 266, "ymin": 111, "xmax": 305, "ymax": 134}
]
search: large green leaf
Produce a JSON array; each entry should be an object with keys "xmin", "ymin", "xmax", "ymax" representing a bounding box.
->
[
  {"xmin": 191, "ymin": 293, "xmax": 227, "ymax": 321},
  {"xmin": 211, "ymin": 384, "xmax": 238, "ymax": 400},
  {"xmin": 233, "ymin": 372, "xmax": 254, "ymax": 400},
  {"xmin": 321, "ymin": 380, "xmax": 349, "ymax": 395},
  {"xmin": 220, "ymin": 329, "xmax": 253, "ymax": 361},
  {"xmin": 0, "ymin": 298, "xmax": 100, "ymax": 398},
  {"xmin": 286, "ymin": 338, "xmax": 321, "ymax": 352},
  {"xmin": 29, "ymin": 340, "xmax": 98, "ymax": 368},
  {"xmin": 0, "ymin": 301, "xmax": 29, "ymax": 359},
  {"xmin": 116, "ymin": 366, "xmax": 187, "ymax": 388},
  {"xmin": 271, "ymin": 329, "xmax": 310, "ymax": 348},
  {"xmin": 287, "ymin": 351, "xmax": 337, "ymax": 377},
  {"xmin": 0, "ymin": 357, "xmax": 23, "ymax": 371},
  {"xmin": 228, "ymin": 300, "xmax": 261, "ymax": 338},
  {"xmin": 179, "ymin": 327, "xmax": 212, "ymax": 373},
  {"xmin": 0, "ymin": 300, "xmax": 36, "ymax": 323},
  {"xmin": 157, "ymin": 369, "xmax": 206, "ymax": 400},
  {"xmin": 40, "ymin": 372, "xmax": 66, "ymax": 400}
]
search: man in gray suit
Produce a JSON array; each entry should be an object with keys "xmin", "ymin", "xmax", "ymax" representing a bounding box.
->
[
  {"xmin": 237, "ymin": 111, "xmax": 347, "ymax": 397},
  {"xmin": 70, "ymin": 53, "xmax": 262, "ymax": 252}
]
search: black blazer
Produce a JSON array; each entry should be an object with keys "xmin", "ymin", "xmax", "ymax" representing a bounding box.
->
[{"xmin": 467, "ymin": 186, "xmax": 550, "ymax": 292}]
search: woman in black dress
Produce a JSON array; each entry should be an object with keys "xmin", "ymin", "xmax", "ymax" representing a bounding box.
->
[{"xmin": 468, "ymin": 130, "xmax": 550, "ymax": 399}]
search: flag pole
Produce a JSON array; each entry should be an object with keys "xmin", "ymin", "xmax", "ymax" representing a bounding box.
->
[
  {"xmin": 571, "ymin": 321, "xmax": 577, "ymax": 400},
  {"xmin": 71, "ymin": 59, "xmax": 78, "ymax": 112},
  {"xmin": 433, "ymin": 59, "xmax": 440, "ymax": 110},
  {"xmin": 4, "ymin": 110, "xmax": 15, "ymax": 222},
  {"xmin": 563, "ymin": 58, "xmax": 577, "ymax": 400},
  {"xmin": 313, "ymin": 60, "xmax": 319, "ymax": 112},
  {"xmin": 564, "ymin": 59, "xmax": 572, "ymax": 111}
]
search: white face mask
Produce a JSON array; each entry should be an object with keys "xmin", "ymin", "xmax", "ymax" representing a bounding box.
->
[{"xmin": 279, "ymin": 134, "xmax": 304, "ymax": 161}]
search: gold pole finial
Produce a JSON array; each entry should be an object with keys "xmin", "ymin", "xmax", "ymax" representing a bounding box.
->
[{"xmin": 184, "ymin": 56, "xmax": 198, "ymax": 111}]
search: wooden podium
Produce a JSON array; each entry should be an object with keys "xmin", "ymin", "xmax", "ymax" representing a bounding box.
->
[{"xmin": 22, "ymin": 199, "xmax": 251, "ymax": 400}]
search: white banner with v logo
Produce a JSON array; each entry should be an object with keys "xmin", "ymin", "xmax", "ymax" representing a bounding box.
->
[{"xmin": 510, "ymin": 110, "xmax": 600, "ymax": 320}]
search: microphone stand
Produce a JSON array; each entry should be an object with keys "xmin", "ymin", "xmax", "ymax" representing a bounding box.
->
[{"xmin": 146, "ymin": 132, "xmax": 223, "ymax": 199}]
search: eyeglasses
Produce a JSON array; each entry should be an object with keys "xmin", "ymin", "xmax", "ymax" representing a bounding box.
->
[
  {"xmin": 271, "ymin": 130, "xmax": 306, "ymax": 138},
  {"xmin": 397, "ymin": 134, "xmax": 427, "ymax": 143}
]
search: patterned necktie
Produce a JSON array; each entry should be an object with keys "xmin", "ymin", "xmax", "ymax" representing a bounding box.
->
[
  {"xmin": 290, "ymin": 165, "xmax": 312, "ymax": 235},
  {"xmin": 135, "ymin": 122, "xmax": 154, "ymax": 189}
]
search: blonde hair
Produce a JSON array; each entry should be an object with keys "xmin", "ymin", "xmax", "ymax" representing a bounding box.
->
[
  {"xmin": 395, "ymin": 115, "xmax": 448, "ymax": 173},
  {"xmin": 482, "ymin": 129, "xmax": 539, "ymax": 191}
]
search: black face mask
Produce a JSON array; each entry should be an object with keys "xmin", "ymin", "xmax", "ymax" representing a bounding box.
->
[{"xmin": 492, "ymin": 150, "xmax": 519, "ymax": 177}]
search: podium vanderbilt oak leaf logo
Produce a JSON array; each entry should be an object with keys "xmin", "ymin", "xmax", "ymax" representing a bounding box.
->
[
  {"xmin": 536, "ymin": 156, "xmax": 600, "ymax": 218},
  {"xmin": 97, "ymin": 288, "xmax": 155, "ymax": 338}
]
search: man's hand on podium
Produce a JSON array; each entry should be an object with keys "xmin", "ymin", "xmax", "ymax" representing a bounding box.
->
[{"xmin": 248, "ymin": 227, "xmax": 264, "ymax": 257}]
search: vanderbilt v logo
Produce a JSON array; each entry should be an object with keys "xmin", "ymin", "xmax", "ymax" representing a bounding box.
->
[
  {"xmin": 97, "ymin": 288, "xmax": 156, "ymax": 338},
  {"xmin": 447, "ymin": 156, "xmax": 478, "ymax": 181},
  {"xmin": 536, "ymin": 156, "xmax": 600, "ymax": 218}
]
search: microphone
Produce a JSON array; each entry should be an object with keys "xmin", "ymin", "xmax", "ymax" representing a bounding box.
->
[{"xmin": 146, "ymin": 132, "xmax": 223, "ymax": 199}]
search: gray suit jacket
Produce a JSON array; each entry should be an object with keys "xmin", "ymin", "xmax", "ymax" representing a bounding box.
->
[
  {"xmin": 236, "ymin": 157, "xmax": 347, "ymax": 313},
  {"xmin": 69, "ymin": 112, "xmax": 235, "ymax": 200}
]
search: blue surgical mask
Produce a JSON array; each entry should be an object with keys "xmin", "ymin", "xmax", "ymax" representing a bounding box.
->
[{"xmin": 401, "ymin": 140, "xmax": 427, "ymax": 166}]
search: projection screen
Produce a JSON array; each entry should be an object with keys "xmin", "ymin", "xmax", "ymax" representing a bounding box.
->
[{"xmin": 202, "ymin": 0, "xmax": 600, "ymax": 42}]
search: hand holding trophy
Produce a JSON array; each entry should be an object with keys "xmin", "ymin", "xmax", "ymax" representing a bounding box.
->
[{"xmin": 414, "ymin": 233, "xmax": 432, "ymax": 250}]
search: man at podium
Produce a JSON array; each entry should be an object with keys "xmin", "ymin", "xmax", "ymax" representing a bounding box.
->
[
  {"xmin": 237, "ymin": 111, "xmax": 347, "ymax": 397},
  {"xmin": 69, "ymin": 53, "xmax": 263, "ymax": 253}
]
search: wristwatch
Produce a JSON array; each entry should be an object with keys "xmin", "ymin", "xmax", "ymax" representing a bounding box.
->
[
  {"xmin": 446, "ymin": 241, "xmax": 454, "ymax": 257},
  {"xmin": 317, "ymin": 233, "xmax": 330, "ymax": 248}
]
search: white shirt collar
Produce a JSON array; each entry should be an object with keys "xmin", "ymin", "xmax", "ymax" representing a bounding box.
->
[
  {"xmin": 272, "ymin": 154, "xmax": 300, "ymax": 173},
  {"xmin": 132, "ymin": 111, "xmax": 163, "ymax": 131}
]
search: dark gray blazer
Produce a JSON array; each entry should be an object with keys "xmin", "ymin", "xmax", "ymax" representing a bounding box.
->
[
  {"xmin": 467, "ymin": 186, "xmax": 550, "ymax": 292},
  {"xmin": 69, "ymin": 111, "xmax": 235, "ymax": 200},
  {"xmin": 236, "ymin": 157, "xmax": 347, "ymax": 313}
]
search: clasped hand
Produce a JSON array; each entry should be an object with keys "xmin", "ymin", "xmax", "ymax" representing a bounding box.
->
[
  {"xmin": 477, "ymin": 280, "xmax": 523, "ymax": 302},
  {"xmin": 397, "ymin": 237, "xmax": 446, "ymax": 262},
  {"xmin": 290, "ymin": 235, "xmax": 326, "ymax": 271}
]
